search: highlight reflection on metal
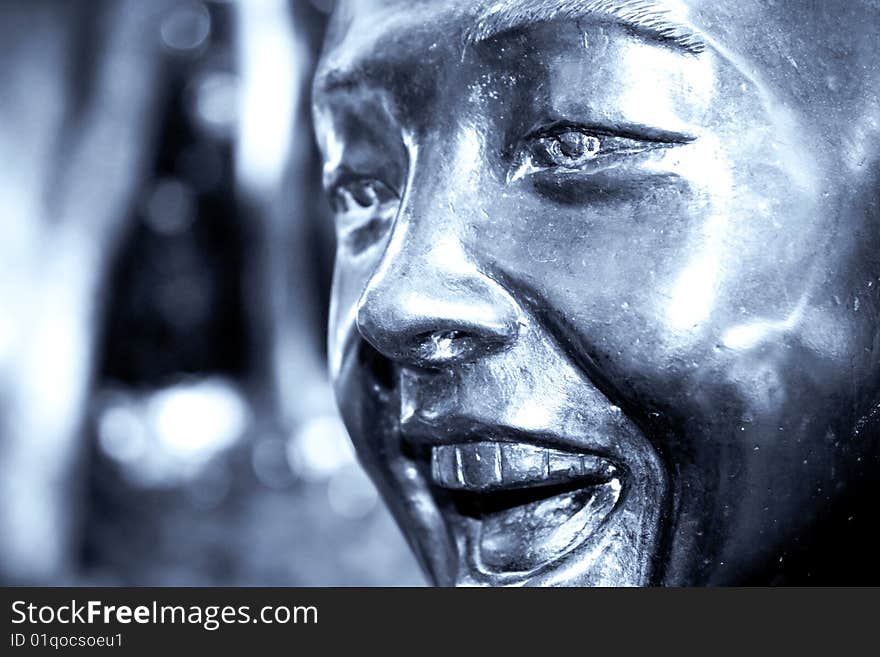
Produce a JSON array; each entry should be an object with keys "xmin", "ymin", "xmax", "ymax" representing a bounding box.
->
[{"xmin": 315, "ymin": 0, "xmax": 880, "ymax": 585}]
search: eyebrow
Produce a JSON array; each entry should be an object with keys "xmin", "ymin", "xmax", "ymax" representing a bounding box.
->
[
  {"xmin": 315, "ymin": 0, "xmax": 707, "ymax": 96},
  {"xmin": 465, "ymin": 0, "xmax": 706, "ymax": 55}
]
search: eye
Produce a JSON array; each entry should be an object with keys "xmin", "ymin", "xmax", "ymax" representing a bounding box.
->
[
  {"xmin": 330, "ymin": 178, "xmax": 396, "ymax": 213},
  {"xmin": 535, "ymin": 131, "xmax": 603, "ymax": 168},
  {"xmin": 509, "ymin": 125, "xmax": 688, "ymax": 182},
  {"xmin": 328, "ymin": 177, "xmax": 399, "ymax": 251}
]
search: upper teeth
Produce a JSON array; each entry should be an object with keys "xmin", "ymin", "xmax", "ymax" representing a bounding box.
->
[{"xmin": 431, "ymin": 442, "xmax": 617, "ymax": 491}]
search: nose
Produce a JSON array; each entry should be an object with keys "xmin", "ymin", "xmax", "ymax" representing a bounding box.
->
[{"xmin": 356, "ymin": 234, "xmax": 521, "ymax": 368}]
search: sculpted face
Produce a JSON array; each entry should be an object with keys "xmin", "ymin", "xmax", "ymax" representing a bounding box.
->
[{"xmin": 313, "ymin": 0, "xmax": 880, "ymax": 585}]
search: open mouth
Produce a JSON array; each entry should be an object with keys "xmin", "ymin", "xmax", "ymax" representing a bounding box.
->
[{"xmin": 424, "ymin": 441, "xmax": 623, "ymax": 578}]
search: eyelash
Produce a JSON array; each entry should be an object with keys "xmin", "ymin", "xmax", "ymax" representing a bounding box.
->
[{"xmin": 509, "ymin": 124, "xmax": 688, "ymax": 182}]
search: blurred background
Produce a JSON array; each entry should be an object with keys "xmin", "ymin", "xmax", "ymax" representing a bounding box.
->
[{"xmin": 0, "ymin": 0, "xmax": 424, "ymax": 585}]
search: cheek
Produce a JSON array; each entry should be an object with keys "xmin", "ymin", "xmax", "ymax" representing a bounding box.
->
[
  {"xmin": 483, "ymin": 174, "xmax": 706, "ymax": 363},
  {"xmin": 480, "ymin": 156, "xmax": 829, "ymax": 408},
  {"xmin": 328, "ymin": 253, "xmax": 377, "ymax": 379}
]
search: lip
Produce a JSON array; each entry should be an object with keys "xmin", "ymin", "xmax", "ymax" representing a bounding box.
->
[{"xmin": 405, "ymin": 434, "xmax": 627, "ymax": 582}]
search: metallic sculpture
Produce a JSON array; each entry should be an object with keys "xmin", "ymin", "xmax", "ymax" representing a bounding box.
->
[{"xmin": 312, "ymin": 0, "xmax": 880, "ymax": 585}]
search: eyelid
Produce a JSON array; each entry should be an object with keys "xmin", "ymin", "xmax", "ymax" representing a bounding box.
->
[
  {"xmin": 525, "ymin": 120, "xmax": 696, "ymax": 145},
  {"xmin": 507, "ymin": 121, "xmax": 695, "ymax": 183},
  {"xmin": 323, "ymin": 167, "xmax": 360, "ymax": 195},
  {"xmin": 324, "ymin": 167, "xmax": 400, "ymax": 199}
]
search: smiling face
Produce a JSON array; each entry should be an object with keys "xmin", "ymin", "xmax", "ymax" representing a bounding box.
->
[{"xmin": 313, "ymin": 0, "xmax": 880, "ymax": 585}]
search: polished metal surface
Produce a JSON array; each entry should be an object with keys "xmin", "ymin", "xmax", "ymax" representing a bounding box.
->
[{"xmin": 313, "ymin": 0, "xmax": 880, "ymax": 585}]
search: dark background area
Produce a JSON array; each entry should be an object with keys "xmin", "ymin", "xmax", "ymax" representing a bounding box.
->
[{"xmin": 0, "ymin": 0, "xmax": 423, "ymax": 586}]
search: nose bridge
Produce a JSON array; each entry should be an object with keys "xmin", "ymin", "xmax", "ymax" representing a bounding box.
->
[{"xmin": 355, "ymin": 166, "xmax": 520, "ymax": 367}]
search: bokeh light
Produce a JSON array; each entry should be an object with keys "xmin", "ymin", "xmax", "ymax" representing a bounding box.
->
[
  {"xmin": 160, "ymin": 2, "xmax": 212, "ymax": 54},
  {"xmin": 288, "ymin": 414, "xmax": 354, "ymax": 483}
]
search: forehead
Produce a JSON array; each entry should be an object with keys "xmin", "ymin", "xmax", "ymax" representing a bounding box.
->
[
  {"xmin": 315, "ymin": 0, "xmax": 713, "ymax": 120},
  {"xmin": 319, "ymin": 0, "xmax": 695, "ymax": 79},
  {"xmin": 317, "ymin": 0, "xmax": 477, "ymax": 94},
  {"xmin": 316, "ymin": 0, "xmax": 879, "ymax": 138},
  {"xmin": 318, "ymin": 0, "xmax": 877, "ymax": 79}
]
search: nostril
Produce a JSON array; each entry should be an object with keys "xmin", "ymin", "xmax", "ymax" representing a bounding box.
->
[
  {"xmin": 415, "ymin": 330, "xmax": 469, "ymax": 363},
  {"xmin": 412, "ymin": 328, "xmax": 512, "ymax": 367}
]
